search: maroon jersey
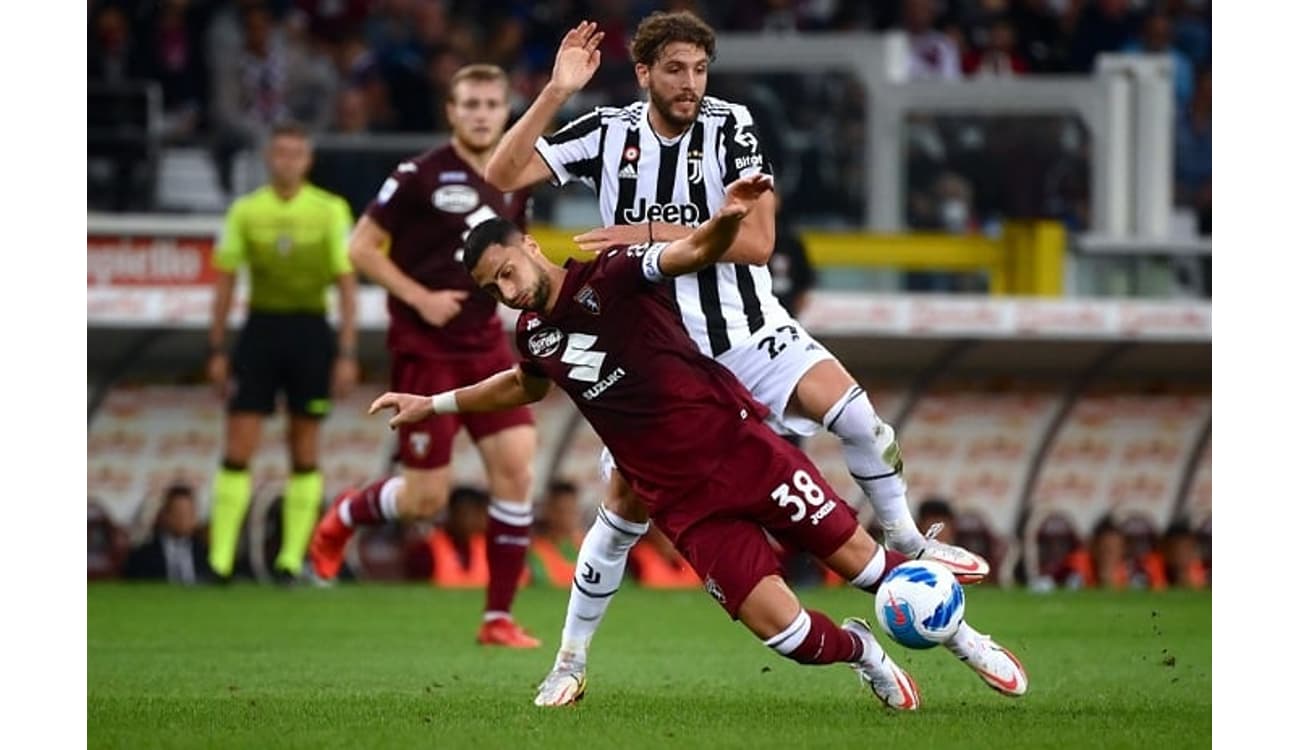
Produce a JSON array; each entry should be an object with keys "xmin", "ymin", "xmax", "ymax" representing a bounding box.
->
[
  {"xmin": 516, "ymin": 245, "xmax": 770, "ymax": 512},
  {"xmin": 365, "ymin": 145, "xmax": 530, "ymax": 356}
]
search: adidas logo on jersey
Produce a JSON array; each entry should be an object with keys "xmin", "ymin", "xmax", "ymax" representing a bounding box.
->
[{"xmin": 618, "ymin": 163, "xmax": 637, "ymax": 180}]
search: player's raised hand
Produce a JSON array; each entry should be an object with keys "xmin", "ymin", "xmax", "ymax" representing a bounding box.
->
[
  {"xmin": 719, "ymin": 173, "xmax": 774, "ymax": 219},
  {"xmin": 550, "ymin": 20, "xmax": 604, "ymax": 95},
  {"xmin": 369, "ymin": 391, "xmax": 434, "ymax": 429},
  {"xmin": 411, "ymin": 288, "xmax": 469, "ymax": 327}
]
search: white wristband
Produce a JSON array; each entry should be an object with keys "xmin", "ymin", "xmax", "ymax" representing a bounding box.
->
[{"xmin": 430, "ymin": 391, "xmax": 459, "ymax": 414}]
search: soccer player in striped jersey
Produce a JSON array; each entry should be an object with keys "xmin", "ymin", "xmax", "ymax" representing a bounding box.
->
[
  {"xmin": 485, "ymin": 13, "xmax": 992, "ymax": 705},
  {"xmin": 368, "ymin": 175, "xmax": 1028, "ymax": 710}
]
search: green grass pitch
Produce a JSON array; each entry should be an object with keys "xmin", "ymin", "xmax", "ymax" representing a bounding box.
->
[{"xmin": 88, "ymin": 583, "xmax": 1210, "ymax": 749}]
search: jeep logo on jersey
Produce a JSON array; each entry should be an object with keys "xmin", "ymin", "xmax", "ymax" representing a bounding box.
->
[
  {"xmin": 621, "ymin": 198, "xmax": 702, "ymax": 225},
  {"xmin": 527, "ymin": 328, "xmax": 564, "ymax": 358},
  {"xmin": 574, "ymin": 285, "xmax": 600, "ymax": 315},
  {"xmin": 432, "ymin": 184, "xmax": 479, "ymax": 213}
]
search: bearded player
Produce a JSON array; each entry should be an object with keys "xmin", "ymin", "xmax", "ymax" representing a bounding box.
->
[
  {"xmin": 371, "ymin": 174, "xmax": 1028, "ymax": 710},
  {"xmin": 484, "ymin": 13, "xmax": 992, "ymax": 696}
]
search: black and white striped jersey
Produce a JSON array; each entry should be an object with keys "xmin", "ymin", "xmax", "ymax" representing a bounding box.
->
[{"xmin": 535, "ymin": 96, "xmax": 790, "ymax": 358}]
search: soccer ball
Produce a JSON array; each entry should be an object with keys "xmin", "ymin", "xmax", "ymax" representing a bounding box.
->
[{"xmin": 874, "ymin": 560, "xmax": 966, "ymax": 649}]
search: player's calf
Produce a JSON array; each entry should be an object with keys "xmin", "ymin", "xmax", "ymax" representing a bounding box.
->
[{"xmin": 753, "ymin": 602, "xmax": 921, "ymax": 712}]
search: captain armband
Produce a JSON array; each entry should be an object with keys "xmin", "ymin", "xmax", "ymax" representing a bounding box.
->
[{"xmin": 640, "ymin": 243, "xmax": 670, "ymax": 283}]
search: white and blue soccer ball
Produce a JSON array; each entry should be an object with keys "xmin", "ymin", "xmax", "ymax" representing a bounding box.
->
[{"xmin": 873, "ymin": 560, "xmax": 966, "ymax": 649}]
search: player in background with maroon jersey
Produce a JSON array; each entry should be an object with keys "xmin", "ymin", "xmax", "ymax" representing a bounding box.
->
[
  {"xmin": 307, "ymin": 64, "xmax": 541, "ymax": 648},
  {"xmin": 369, "ymin": 174, "xmax": 1029, "ymax": 710}
]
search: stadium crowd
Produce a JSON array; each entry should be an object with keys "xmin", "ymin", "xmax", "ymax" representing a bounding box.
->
[
  {"xmin": 89, "ymin": 0, "xmax": 1210, "ymax": 232},
  {"xmin": 88, "ymin": 487, "xmax": 1210, "ymax": 591}
]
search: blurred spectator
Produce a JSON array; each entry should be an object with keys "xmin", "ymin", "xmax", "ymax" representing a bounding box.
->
[
  {"xmin": 1059, "ymin": 515, "xmax": 1124, "ymax": 588},
  {"xmin": 429, "ymin": 486, "xmax": 491, "ymax": 588},
  {"xmin": 905, "ymin": 168, "xmax": 984, "ymax": 292},
  {"xmin": 900, "ymin": 0, "xmax": 961, "ymax": 80},
  {"xmin": 1196, "ymin": 517, "xmax": 1211, "ymax": 582},
  {"xmin": 294, "ymin": 0, "xmax": 373, "ymax": 44},
  {"xmin": 1058, "ymin": 515, "xmax": 1166, "ymax": 590},
  {"xmin": 425, "ymin": 45, "xmax": 470, "ymax": 130},
  {"xmin": 209, "ymin": 2, "xmax": 337, "ymax": 193},
  {"xmin": 917, "ymin": 497, "xmax": 957, "ymax": 543},
  {"xmin": 1167, "ymin": 0, "xmax": 1211, "ymax": 68},
  {"xmin": 333, "ymin": 33, "xmax": 397, "ymax": 130},
  {"xmin": 123, "ymin": 484, "xmax": 212, "ymax": 585},
  {"xmin": 1029, "ymin": 513, "xmax": 1079, "ymax": 589},
  {"xmin": 768, "ymin": 193, "xmax": 816, "ymax": 321},
  {"xmin": 138, "ymin": 0, "xmax": 210, "ymax": 140},
  {"xmin": 1010, "ymin": 0, "xmax": 1068, "ymax": 72},
  {"xmin": 963, "ymin": 15, "xmax": 1029, "ymax": 77},
  {"xmin": 88, "ymin": 500, "xmax": 131, "ymax": 581},
  {"xmin": 89, "ymin": 3, "xmax": 146, "ymax": 84},
  {"xmin": 377, "ymin": 0, "xmax": 452, "ymax": 131},
  {"xmin": 726, "ymin": 0, "xmax": 823, "ymax": 32},
  {"xmin": 629, "ymin": 524, "xmax": 699, "ymax": 589},
  {"xmin": 1067, "ymin": 0, "xmax": 1137, "ymax": 72},
  {"xmin": 1124, "ymin": 12, "xmax": 1194, "ymax": 109},
  {"xmin": 527, "ymin": 480, "xmax": 584, "ymax": 587},
  {"xmin": 1161, "ymin": 519, "xmax": 1208, "ymax": 589},
  {"xmin": 1175, "ymin": 67, "xmax": 1211, "ymax": 236},
  {"xmin": 332, "ymin": 86, "xmax": 372, "ymax": 133}
]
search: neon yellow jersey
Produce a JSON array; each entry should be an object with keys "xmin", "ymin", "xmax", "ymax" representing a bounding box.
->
[{"xmin": 213, "ymin": 184, "xmax": 353, "ymax": 314}]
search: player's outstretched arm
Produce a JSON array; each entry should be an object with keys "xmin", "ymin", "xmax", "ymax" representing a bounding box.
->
[
  {"xmin": 655, "ymin": 174, "xmax": 775, "ymax": 277},
  {"xmin": 485, "ymin": 21, "xmax": 605, "ymax": 192},
  {"xmin": 369, "ymin": 366, "xmax": 551, "ymax": 429},
  {"xmin": 572, "ymin": 191, "xmax": 776, "ymax": 265}
]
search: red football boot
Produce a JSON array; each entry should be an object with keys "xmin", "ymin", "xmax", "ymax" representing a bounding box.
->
[
  {"xmin": 309, "ymin": 489, "xmax": 357, "ymax": 581},
  {"xmin": 476, "ymin": 617, "xmax": 542, "ymax": 649}
]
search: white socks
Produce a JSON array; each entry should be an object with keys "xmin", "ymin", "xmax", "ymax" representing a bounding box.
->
[
  {"xmin": 849, "ymin": 546, "xmax": 887, "ymax": 591},
  {"xmin": 822, "ymin": 386, "xmax": 925, "ymax": 552},
  {"xmin": 763, "ymin": 610, "xmax": 812, "ymax": 657},
  {"xmin": 556, "ymin": 505, "xmax": 648, "ymax": 664},
  {"xmin": 944, "ymin": 621, "xmax": 983, "ymax": 657},
  {"xmin": 378, "ymin": 477, "xmax": 403, "ymax": 521}
]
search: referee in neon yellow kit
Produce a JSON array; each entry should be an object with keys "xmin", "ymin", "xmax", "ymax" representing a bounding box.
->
[{"xmin": 206, "ymin": 121, "xmax": 359, "ymax": 583}]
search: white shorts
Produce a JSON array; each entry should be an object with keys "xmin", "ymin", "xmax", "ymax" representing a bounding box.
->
[
  {"xmin": 716, "ymin": 319, "xmax": 835, "ymax": 437},
  {"xmin": 599, "ymin": 319, "xmax": 834, "ymax": 482}
]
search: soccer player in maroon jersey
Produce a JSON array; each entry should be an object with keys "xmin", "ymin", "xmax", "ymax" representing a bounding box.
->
[
  {"xmin": 369, "ymin": 174, "xmax": 1029, "ymax": 709},
  {"xmin": 307, "ymin": 64, "xmax": 541, "ymax": 648}
]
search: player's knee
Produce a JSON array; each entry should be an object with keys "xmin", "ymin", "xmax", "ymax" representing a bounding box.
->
[
  {"xmin": 604, "ymin": 480, "xmax": 649, "ymax": 524},
  {"xmin": 407, "ymin": 485, "xmax": 448, "ymax": 519},
  {"xmin": 592, "ymin": 505, "xmax": 648, "ymax": 555},
  {"xmin": 493, "ymin": 460, "xmax": 533, "ymax": 501}
]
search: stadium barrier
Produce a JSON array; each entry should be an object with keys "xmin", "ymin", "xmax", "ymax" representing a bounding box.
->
[{"xmin": 88, "ymin": 215, "xmax": 1210, "ymax": 586}]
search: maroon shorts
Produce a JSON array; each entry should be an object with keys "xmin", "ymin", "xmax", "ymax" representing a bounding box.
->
[
  {"xmin": 390, "ymin": 338, "xmax": 534, "ymax": 470},
  {"xmin": 653, "ymin": 421, "xmax": 860, "ymax": 619}
]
